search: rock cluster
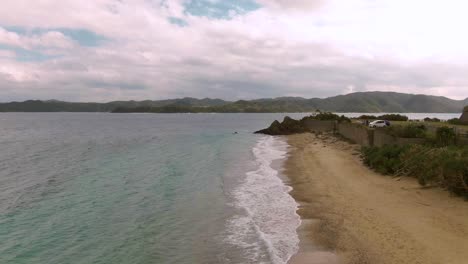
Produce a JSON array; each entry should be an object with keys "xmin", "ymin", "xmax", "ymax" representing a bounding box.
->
[{"xmin": 254, "ymin": 116, "xmax": 309, "ymax": 135}]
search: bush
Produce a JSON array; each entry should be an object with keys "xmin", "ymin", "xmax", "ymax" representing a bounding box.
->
[
  {"xmin": 362, "ymin": 145, "xmax": 409, "ymax": 175},
  {"xmin": 399, "ymin": 145, "xmax": 444, "ymax": 186},
  {"xmin": 378, "ymin": 114, "xmax": 409, "ymax": 121},
  {"xmin": 358, "ymin": 114, "xmax": 408, "ymax": 121},
  {"xmin": 441, "ymin": 151, "xmax": 468, "ymax": 197},
  {"xmin": 358, "ymin": 115, "xmax": 378, "ymax": 120},
  {"xmin": 448, "ymin": 118, "xmax": 468, "ymax": 126},
  {"xmin": 401, "ymin": 146, "xmax": 468, "ymax": 196},
  {"xmin": 385, "ymin": 124, "xmax": 427, "ymax": 138},
  {"xmin": 424, "ymin": 117, "xmax": 441, "ymax": 122},
  {"xmin": 362, "ymin": 144, "xmax": 468, "ymax": 198},
  {"xmin": 304, "ymin": 112, "xmax": 351, "ymax": 123},
  {"xmin": 435, "ymin": 126, "xmax": 457, "ymax": 146}
]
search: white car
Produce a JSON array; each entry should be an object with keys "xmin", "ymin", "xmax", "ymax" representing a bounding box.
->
[{"xmin": 369, "ymin": 120, "xmax": 390, "ymax": 128}]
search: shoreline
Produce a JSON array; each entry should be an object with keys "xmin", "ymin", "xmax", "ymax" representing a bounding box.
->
[{"xmin": 284, "ymin": 133, "xmax": 468, "ymax": 264}]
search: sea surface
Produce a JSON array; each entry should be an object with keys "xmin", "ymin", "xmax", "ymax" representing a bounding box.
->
[
  {"xmin": 0, "ymin": 113, "xmax": 306, "ymax": 264},
  {"xmin": 0, "ymin": 112, "xmax": 461, "ymax": 264}
]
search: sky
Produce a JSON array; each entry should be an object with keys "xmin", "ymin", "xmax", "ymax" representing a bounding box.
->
[{"xmin": 0, "ymin": 0, "xmax": 467, "ymax": 102}]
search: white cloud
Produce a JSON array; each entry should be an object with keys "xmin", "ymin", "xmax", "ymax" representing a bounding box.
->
[
  {"xmin": 0, "ymin": 27, "xmax": 75, "ymax": 51},
  {"xmin": 0, "ymin": 27, "xmax": 23, "ymax": 47},
  {"xmin": 33, "ymin": 31, "xmax": 75, "ymax": 49},
  {"xmin": 257, "ymin": 0, "xmax": 324, "ymax": 11},
  {"xmin": 0, "ymin": 0, "xmax": 467, "ymax": 102}
]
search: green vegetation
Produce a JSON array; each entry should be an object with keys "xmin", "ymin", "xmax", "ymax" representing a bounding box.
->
[
  {"xmin": 1, "ymin": 92, "xmax": 466, "ymax": 113},
  {"xmin": 448, "ymin": 118, "xmax": 468, "ymax": 126},
  {"xmin": 357, "ymin": 115, "xmax": 378, "ymax": 120},
  {"xmin": 362, "ymin": 145, "xmax": 409, "ymax": 175},
  {"xmin": 255, "ymin": 112, "xmax": 349, "ymax": 135},
  {"xmin": 434, "ymin": 127, "xmax": 457, "ymax": 146},
  {"xmin": 307, "ymin": 112, "xmax": 351, "ymax": 122},
  {"xmin": 378, "ymin": 114, "xmax": 409, "ymax": 121},
  {"xmin": 0, "ymin": 98, "xmax": 226, "ymax": 112},
  {"xmin": 424, "ymin": 117, "xmax": 441, "ymax": 122},
  {"xmin": 357, "ymin": 114, "xmax": 408, "ymax": 121},
  {"xmin": 362, "ymin": 144, "xmax": 468, "ymax": 198}
]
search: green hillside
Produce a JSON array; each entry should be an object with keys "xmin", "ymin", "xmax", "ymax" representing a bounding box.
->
[{"xmin": 0, "ymin": 92, "xmax": 466, "ymax": 113}]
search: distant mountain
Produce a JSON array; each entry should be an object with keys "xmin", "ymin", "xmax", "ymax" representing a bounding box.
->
[
  {"xmin": 0, "ymin": 98, "xmax": 228, "ymax": 112},
  {"xmin": 312, "ymin": 92, "xmax": 467, "ymax": 113},
  {"xmin": 0, "ymin": 92, "xmax": 466, "ymax": 113}
]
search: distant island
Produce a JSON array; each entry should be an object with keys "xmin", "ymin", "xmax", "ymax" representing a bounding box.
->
[{"xmin": 0, "ymin": 92, "xmax": 467, "ymax": 113}]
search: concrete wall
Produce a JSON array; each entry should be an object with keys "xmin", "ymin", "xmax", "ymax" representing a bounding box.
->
[
  {"xmin": 337, "ymin": 123, "xmax": 373, "ymax": 146},
  {"xmin": 304, "ymin": 121, "xmax": 445, "ymax": 147},
  {"xmin": 373, "ymin": 129, "xmax": 396, "ymax": 147},
  {"xmin": 373, "ymin": 129, "xmax": 425, "ymax": 147},
  {"xmin": 457, "ymin": 132, "xmax": 468, "ymax": 146},
  {"xmin": 395, "ymin": 137, "xmax": 426, "ymax": 146},
  {"xmin": 303, "ymin": 120, "xmax": 336, "ymax": 132},
  {"xmin": 458, "ymin": 137, "xmax": 468, "ymax": 146}
]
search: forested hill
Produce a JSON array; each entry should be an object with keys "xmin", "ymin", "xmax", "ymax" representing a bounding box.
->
[{"xmin": 1, "ymin": 92, "xmax": 467, "ymax": 113}]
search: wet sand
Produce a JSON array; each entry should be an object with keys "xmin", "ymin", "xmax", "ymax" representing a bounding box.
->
[{"xmin": 285, "ymin": 133, "xmax": 468, "ymax": 264}]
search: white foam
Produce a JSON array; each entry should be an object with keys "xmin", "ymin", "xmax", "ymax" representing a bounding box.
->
[{"xmin": 225, "ymin": 136, "xmax": 301, "ymax": 264}]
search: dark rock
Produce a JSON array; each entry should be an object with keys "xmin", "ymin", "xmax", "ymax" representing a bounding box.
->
[
  {"xmin": 254, "ymin": 120, "xmax": 281, "ymax": 135},
  {"xmin": 255, "ymin": 116, "xmax": 308, "ymax": 135}
]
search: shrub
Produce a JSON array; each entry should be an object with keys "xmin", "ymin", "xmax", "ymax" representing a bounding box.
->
[
  {"xmin": 304, "ymin": 112, "xmax": 351, "ymax": 123},
  {"xmin": 441, "ymin": 151, "xmax": 468, "ymax": 197},
  {"xmin": 399, "ymin": 145, "xmax": 444, "ymax": 186},
  {"xmin": 424, "ymin": 117, "xmax": 441, "ymax": 122},
  {"xmin": 363, "ymin": 144, "xmax": 468, "ymax": 198},
  {"xmin": 435, "ymin": 126, "xmax": 457, "ymax": 146},
  {"xmin": 362, "ymin": 145, "xmax": 409, "ymax": 175},
  {"xmin": 378, "ymin": 114, "xmax": 409, "ymax": 121},
  {"xmin": 448, "ymin": 118, "xmax": 468, "ymax": 126},
  {"xmin": 357, "ymin": 114, "xmax": 409, "ymax": 121},
  {"xmin": 358, "ymin": 115, "xmax": 378, "ymax": 120}
]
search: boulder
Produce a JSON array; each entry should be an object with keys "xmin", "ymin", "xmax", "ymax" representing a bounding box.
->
[{"xmin": 255, "ymin": 116, "xmax": 308, "ymax": 135}]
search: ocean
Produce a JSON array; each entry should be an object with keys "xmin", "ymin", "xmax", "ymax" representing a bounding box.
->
[
  {"xmin": 0, "ymin": 113, "xmax": 307, "ymax": 264},
  {"xmin": 0, "ymin": 112, "xmax": 461, "ymax": 264}
]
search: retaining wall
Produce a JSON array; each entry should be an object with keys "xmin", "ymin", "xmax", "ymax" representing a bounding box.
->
[
  {"xmin": 337, "ymin": 123, "xmax": 373, "ymax": 146},
  {"xmin": 457, "ymin": 134, "xmax": 468, "ymax": 146},
  {"xmin": 373, "ymin": 129, "xmax": 395, "ymax": 147},
  {"xmin": 373, "ymin": 129, "xmax": 425, "ymax": 147},
  {"xmin": 303, "ymin": 120, "xmax": 337, "ymax": 132},
  {"xmin": 395, "ymin": 137, "xmax": 426, "ymax": 146},
  {"xmin": 304, "ymin": 121, "xmax": 463, "ymax": 147}
]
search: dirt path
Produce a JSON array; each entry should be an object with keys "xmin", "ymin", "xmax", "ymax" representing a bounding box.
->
[{"xmin": 286, "ymin": 133, "xmax": 468, "ymax": 264}]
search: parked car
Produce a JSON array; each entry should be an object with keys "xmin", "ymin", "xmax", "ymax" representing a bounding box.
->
[{"xmin": 369, "ymin": 120, "xmax": 390, "ymax": 128}]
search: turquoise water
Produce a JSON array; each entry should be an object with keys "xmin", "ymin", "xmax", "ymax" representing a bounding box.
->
[
  {"xmin": 0, "ymin": 113, "xmax": 307, "ymax": 264},
  {"xmin": 3, "ymin": 112, "xmax": 457, "ymax": 264}
]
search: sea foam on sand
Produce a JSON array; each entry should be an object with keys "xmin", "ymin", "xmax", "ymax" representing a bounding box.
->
[{"xmin": 226, "ymin": 136, "xmax": 301, "ymax": 264}]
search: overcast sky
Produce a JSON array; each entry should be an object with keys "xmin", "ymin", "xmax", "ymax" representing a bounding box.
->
[{"xmin": 0, "ymin": 0, "xmax": 467, "ymax": 102}]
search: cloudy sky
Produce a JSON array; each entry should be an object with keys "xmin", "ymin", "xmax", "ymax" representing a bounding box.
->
[{"xmin": 0, "ymin": 0, "xmax": 467, "ymax": 102}]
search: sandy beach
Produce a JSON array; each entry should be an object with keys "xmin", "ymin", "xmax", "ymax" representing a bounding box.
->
[{"xmin": 285, "ymin": 133, "xmax": 468, "ymax": 264}]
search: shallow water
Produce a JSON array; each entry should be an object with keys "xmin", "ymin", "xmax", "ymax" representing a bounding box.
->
[
  {"xmin": 0, "ymin": 113, "xmax": 303, "ymax": 264},
  {"xmin": 0, "ymin": 112, "xmax": 458, "ymax": 264}
]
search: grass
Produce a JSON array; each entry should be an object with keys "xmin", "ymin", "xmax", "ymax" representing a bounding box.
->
[
  {"xmin": 392, "ymin": 121, "xmax": 468, "ymax": 132},
  {"xmin": 362, "ymin": 144, "xmax": 468, "ymax": 199}
]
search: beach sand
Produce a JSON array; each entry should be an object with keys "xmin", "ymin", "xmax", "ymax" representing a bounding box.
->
[{"xmin": 285, "ymin": 133, "xmax": 468, "ymax": 264}]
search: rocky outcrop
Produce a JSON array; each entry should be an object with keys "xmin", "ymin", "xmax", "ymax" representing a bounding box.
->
[
  {"xmin": 255, "ymin": 116, "xmax": 309, "ymax": 135},
  {"xmin": 255, "ymin": 113, "xmax": 351, "ymax": 135},
  {"xmin": 460, "ymin": 106, "xmax": 468, "ymax": 123}
]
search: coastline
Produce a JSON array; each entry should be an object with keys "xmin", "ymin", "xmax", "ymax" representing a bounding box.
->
[{"xmin": 284, "ymin": 133, "xmax": 468, "ymax": 264}]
